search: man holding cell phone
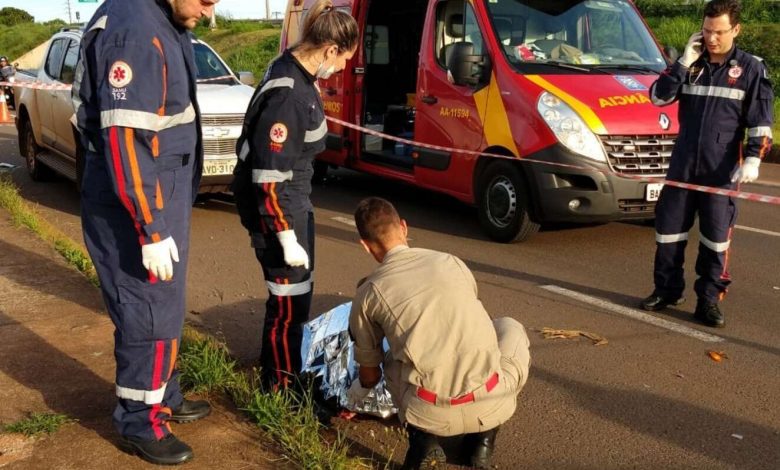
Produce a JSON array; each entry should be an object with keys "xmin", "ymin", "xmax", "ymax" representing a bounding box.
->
[{"xmin": 641, "ymin": 0, "xmax": 774, "ymax": 327}]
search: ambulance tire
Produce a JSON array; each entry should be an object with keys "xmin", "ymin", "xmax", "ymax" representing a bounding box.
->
[
  {"xmin": 478, "ymin": 161, "xmax": 539, "ymax": 243},
  {"xmin": 22, "ymin": 117, "xmax": 53, "ymax": 182}
]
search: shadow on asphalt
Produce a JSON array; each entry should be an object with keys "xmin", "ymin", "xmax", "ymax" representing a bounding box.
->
[
  {"xmin": 0, "ymin": 311, "xmax": 116, "ymax": 444},
  {"xmin": 188, "ymin": 294, "xmax": 352, "ymax": 366},
  {"xmin": 534, "ymin": 367, "xmax": 780, "ymax": 466},
  {"xmin": 0, "ymin": 239, "xmax": 102, "ymax": 312}
]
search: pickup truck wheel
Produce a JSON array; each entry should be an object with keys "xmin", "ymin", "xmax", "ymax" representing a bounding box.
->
[
  {"xmin": 477, "ymin": 161, "xmax": 540, "ymax": 243},
  {"xmin": 22, "ymin": 119, "xmax": 52, "ymax": 181}
]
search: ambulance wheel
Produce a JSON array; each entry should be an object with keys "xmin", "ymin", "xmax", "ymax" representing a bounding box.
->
[
  {"xmin": 22, "ymin": 118, "xmax": 52, "ymax": 181},
  {"xmin": 478, "ymin": 161, "xmax": 539, "ymax": 243}
]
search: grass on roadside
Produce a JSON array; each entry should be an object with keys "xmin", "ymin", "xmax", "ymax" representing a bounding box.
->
[
  {"xmin": 0, "ymin": 177, "xmax": 376, "ymax": 468},
  {"xmin": 3, "ymin": 413, "xmax": 73, "ymax": 437},
  {"xmin": 0, "ymin": 176, "xmax": 99, "ymax": 287},
  {"xmin": 178, "ymin": 326, "xmax": 369, "ymax": 469}
]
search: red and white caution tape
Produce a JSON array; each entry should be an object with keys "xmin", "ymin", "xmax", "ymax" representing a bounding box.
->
[
  {"xmin": 1, "ymin": 84, "xmax": 776, "ymax": 206},
  {"xmin": 0, "ymin": 80, "xmax": 72, "ymax": 91},
  {"xmin": 326, "ymin": 115, "xmax": 780, "ymax": 206}
]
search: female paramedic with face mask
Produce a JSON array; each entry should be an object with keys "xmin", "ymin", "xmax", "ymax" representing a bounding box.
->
[{"xmin": 231, "ymin": 0, "xmax": 358, "ymax": 391}]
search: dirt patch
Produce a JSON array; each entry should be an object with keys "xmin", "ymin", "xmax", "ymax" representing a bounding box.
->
[{"xmin": 0, "ymin": 434, "xmax": 34, "ymax": 467}]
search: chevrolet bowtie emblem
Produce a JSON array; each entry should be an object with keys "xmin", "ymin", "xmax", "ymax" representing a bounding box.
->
[{"xmin": 203, "ymin": 127, "xmax": 230, "ymax": 138}]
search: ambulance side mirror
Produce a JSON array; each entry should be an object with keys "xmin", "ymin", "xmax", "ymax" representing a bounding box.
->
[
  {"xmin": 447, "ymin": 42, "xmax": 491, "ymax": 88},
  {"xmin": 663, "ymin": 46, "xmax": 680, "ymax": 66}
]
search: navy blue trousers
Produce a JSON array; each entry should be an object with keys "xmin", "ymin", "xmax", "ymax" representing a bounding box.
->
[
  {"xmin": 252, "ymin": 211, "xmax": 314, "ymax": 390},
  {"xmin": 81, "ymin": 152, "xmax": 192, "ymax": 440},
  {"xmin": 653, "ymin": 185, "xmax": 736, "ymax": 304}
]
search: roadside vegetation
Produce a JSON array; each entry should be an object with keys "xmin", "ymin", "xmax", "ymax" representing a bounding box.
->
[
  {"xmin": 0, "ymin": 176, "xmax": 370, "ymax": 468},
  {"xmin": 0, "ymin": 177, "xmax": 99, "ymax": 287},
  {"xmin": 194, "ymin": 17, "xmax": 281, "ymax": 82},
  {"xmin": 638, "ymin": 0, "xmax": 780, "ymax": 140},
  {"xmin": 3, "ymin": 413, "xmax": 73, "ymax": 437}
]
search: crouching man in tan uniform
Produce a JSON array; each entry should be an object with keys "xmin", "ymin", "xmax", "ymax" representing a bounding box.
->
[{"xmin": 348, "ymin": 197, "xmax": 531, "ymax": 469}]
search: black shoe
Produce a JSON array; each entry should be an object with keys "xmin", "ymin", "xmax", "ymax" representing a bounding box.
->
[
  {"xmin": 402, "ymin": 425, "xmax": 446, "ymax": 470},
  {"xmin": 117, "ymin": 434, "xmax": 193, "ymax": 465},
  {"xmin": 467, "ymin": 427, "xmax": 499, "ymax": 469},
  {"xmin": 694, "ymin": 300, "xmax": 725, "ymax": 328},
  {"xmin": 169, "ymin": 399, "xmax": 211, "ymax": 423},
  {"xmin": 640, "ymin": 293, "xmax": 685, "ymax": 311}
]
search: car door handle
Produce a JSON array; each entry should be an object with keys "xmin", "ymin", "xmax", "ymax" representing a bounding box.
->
[{"xmin": 421, "ymin": 95, "xmax": 437, "ymax": 104}]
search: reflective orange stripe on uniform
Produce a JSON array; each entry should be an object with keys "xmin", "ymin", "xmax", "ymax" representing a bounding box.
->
[{"xmin": 124, "ymin": 128, "xmax": 159, "ymax": 242}]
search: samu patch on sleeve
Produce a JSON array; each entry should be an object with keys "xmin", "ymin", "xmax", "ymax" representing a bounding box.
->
[
  {"xmin": 269, "ymin": 123, "xmax": 288, "ymax": 143},
  {"xmin": 108, "ymin": 61, "xmax": 133, "ymax": 88},
  {"xmin": 269, "ymin": 122, "xmax": 288, "ymax": 153}
]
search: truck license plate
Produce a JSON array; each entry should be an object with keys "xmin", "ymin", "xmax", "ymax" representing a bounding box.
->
[
  {"xmin": 203, "ymin": 159, "xmax": 235, "ymax": 176},
  {"xmin": 646, "ymin": 183, "xmax": 664, "ymax": 202}
]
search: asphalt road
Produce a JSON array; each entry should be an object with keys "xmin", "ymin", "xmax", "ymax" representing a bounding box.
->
[{"xmin": 1, "ymin": 121, "xmax": 778, "ymax": 469}]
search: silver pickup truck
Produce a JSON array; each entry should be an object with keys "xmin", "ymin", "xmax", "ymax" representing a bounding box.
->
[{"xmin": 15, "ymin": 27, "xmax": 255, "ymax": 192}]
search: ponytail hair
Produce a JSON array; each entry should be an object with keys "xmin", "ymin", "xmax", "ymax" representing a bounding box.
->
[{"xmin": 296, "ymin": 0, "xmax": 359, "ymax": 54}]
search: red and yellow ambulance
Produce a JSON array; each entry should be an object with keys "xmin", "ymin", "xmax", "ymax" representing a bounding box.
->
[{"xmin": 282, "ymin": 0, "xmax": 679, "ymax": 242}]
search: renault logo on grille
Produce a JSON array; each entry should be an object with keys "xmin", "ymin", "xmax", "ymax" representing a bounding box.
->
[{"xmin": 659, "ymin": 113, "xmax": 671, "ymax": 130}]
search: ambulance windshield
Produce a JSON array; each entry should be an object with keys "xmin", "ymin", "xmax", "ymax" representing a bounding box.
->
[{"xmin": 483, "ymin": 0, "xmax": 667, "ymax": 73}]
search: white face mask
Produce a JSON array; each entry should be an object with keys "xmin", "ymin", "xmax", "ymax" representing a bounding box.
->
[{"xmin": 316, "ymin": 60, "xmax": 336, "ymax": 79}]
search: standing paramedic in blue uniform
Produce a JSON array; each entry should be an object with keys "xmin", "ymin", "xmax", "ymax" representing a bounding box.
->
[
  {"xmin": 642, "ymin": 0, "xmax": 773, "ymax": 327},
  {"xmin": 72, "ymin": 0, "xmax": 218, "ymax": 464},
  {"xmin": 232, "ymin": 0, "xmax": 357, "ymax": 391}
]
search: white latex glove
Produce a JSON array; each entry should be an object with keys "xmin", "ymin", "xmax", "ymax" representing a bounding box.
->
[
  {"xmin": 141, "ymin": 236, "xmax": 179, "ymax": 281},
  {"xmin": 679, "ymin": 31, "xmax": 703, "ymax": 67},
  {"xmin": 276, "ymin": 230, "xmax": 309, "ymax": 269},
  {"xmin": 346, "ymin": 379, "xmax": 372, "ymax": 404},
  {"xmin": 731, "ymin": 156, "xmax": 761, "ymax": 184}
]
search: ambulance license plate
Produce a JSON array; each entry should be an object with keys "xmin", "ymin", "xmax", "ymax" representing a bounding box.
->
[
  {"xmin": 203, "ymin": 159, "xmax": 235, "ymax": 176},
  {"xmin": 645, "ymin": 183, "xmax": 664, "ymax": 202}
]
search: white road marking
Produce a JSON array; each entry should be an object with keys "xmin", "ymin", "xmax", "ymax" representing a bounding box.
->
[
  {"xmin": 540, "ymin": 285, "xmax": 725, "ymax": 343},
  {"xmin": 735, "ymin": 225, "xmax": 780, "ymax": 237},
  {"xmin": 331, "ymin": 216, "xmax": 356, "ymax": 227}
]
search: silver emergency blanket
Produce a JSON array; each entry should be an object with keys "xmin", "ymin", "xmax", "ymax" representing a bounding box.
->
[{"xmin": 301, "ymin": 302, "xmax": 397, "ymax": 418}]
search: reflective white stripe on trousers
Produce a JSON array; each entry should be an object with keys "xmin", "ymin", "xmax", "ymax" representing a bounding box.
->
[
  {"xmin": 266, "ymin": 279, "xmax": 312, "ymax": 296},
  {"xmin": 656, "ymin": 232, "xmax": 689, "ymax": 243},
  {"xmin": 116, "ymin": 382, "xmax": 167, "ymax": 405}
]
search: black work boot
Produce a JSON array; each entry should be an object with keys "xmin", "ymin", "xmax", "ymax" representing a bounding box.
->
[
  {"xmin": 402, "ymin": 425, "xmax": 446, "ymax": 470},
  {"xmin": 169, "ymin": 399, "xmax": 211, "ymax": 423},
  {"xmin": 118, "ymin": 434, "xmax": 193, "ymax": 465},
  {"xmin": 640, "ymin": 292, "xmax": 686, "ymax": 311},
  {"xmin": 467, "ymin": 427, "xmax": 500, "ymax": 469},
  {"xmin": 694, "ymin": 299, "xmax": 725, "ymax": 328}
]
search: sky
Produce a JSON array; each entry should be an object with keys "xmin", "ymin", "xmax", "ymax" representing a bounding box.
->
[{"xmin": 0, "ymin": 0, "xmax": 289, "ymax": 23}]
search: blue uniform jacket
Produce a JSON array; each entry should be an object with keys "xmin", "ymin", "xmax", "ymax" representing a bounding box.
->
[
  {"xmin": 232, "ymin": 49, "xmax": 327, "ymax": 234},
  {"xmin": 73, "ymin": 0, "xmax": 202, "ymax": 245},
  {"xmin": 650, "ymin": 46, "xmax": 773, "ymax": 186}
]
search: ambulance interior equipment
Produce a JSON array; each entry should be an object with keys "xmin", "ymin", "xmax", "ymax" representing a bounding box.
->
[{"xmin": 361, "ymin": 0, "xmax": 428, "ymax": 168}]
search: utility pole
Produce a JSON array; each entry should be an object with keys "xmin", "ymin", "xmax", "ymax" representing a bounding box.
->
[
  {"xmin": 266, "ymin": 0, "xmax": 270, "ymax": 20},
  {"xmin": 65, "ymin": 0, "xmax": 73, "ymax": 24},
  {"xmin": 209, "ymin": 4, "xmax": 217, "ymax": 29}
]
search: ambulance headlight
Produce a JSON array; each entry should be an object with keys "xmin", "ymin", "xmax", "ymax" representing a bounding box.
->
[{"xmin": 537, "ymin": 92, "xmax": 606, "ymax": 162}]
